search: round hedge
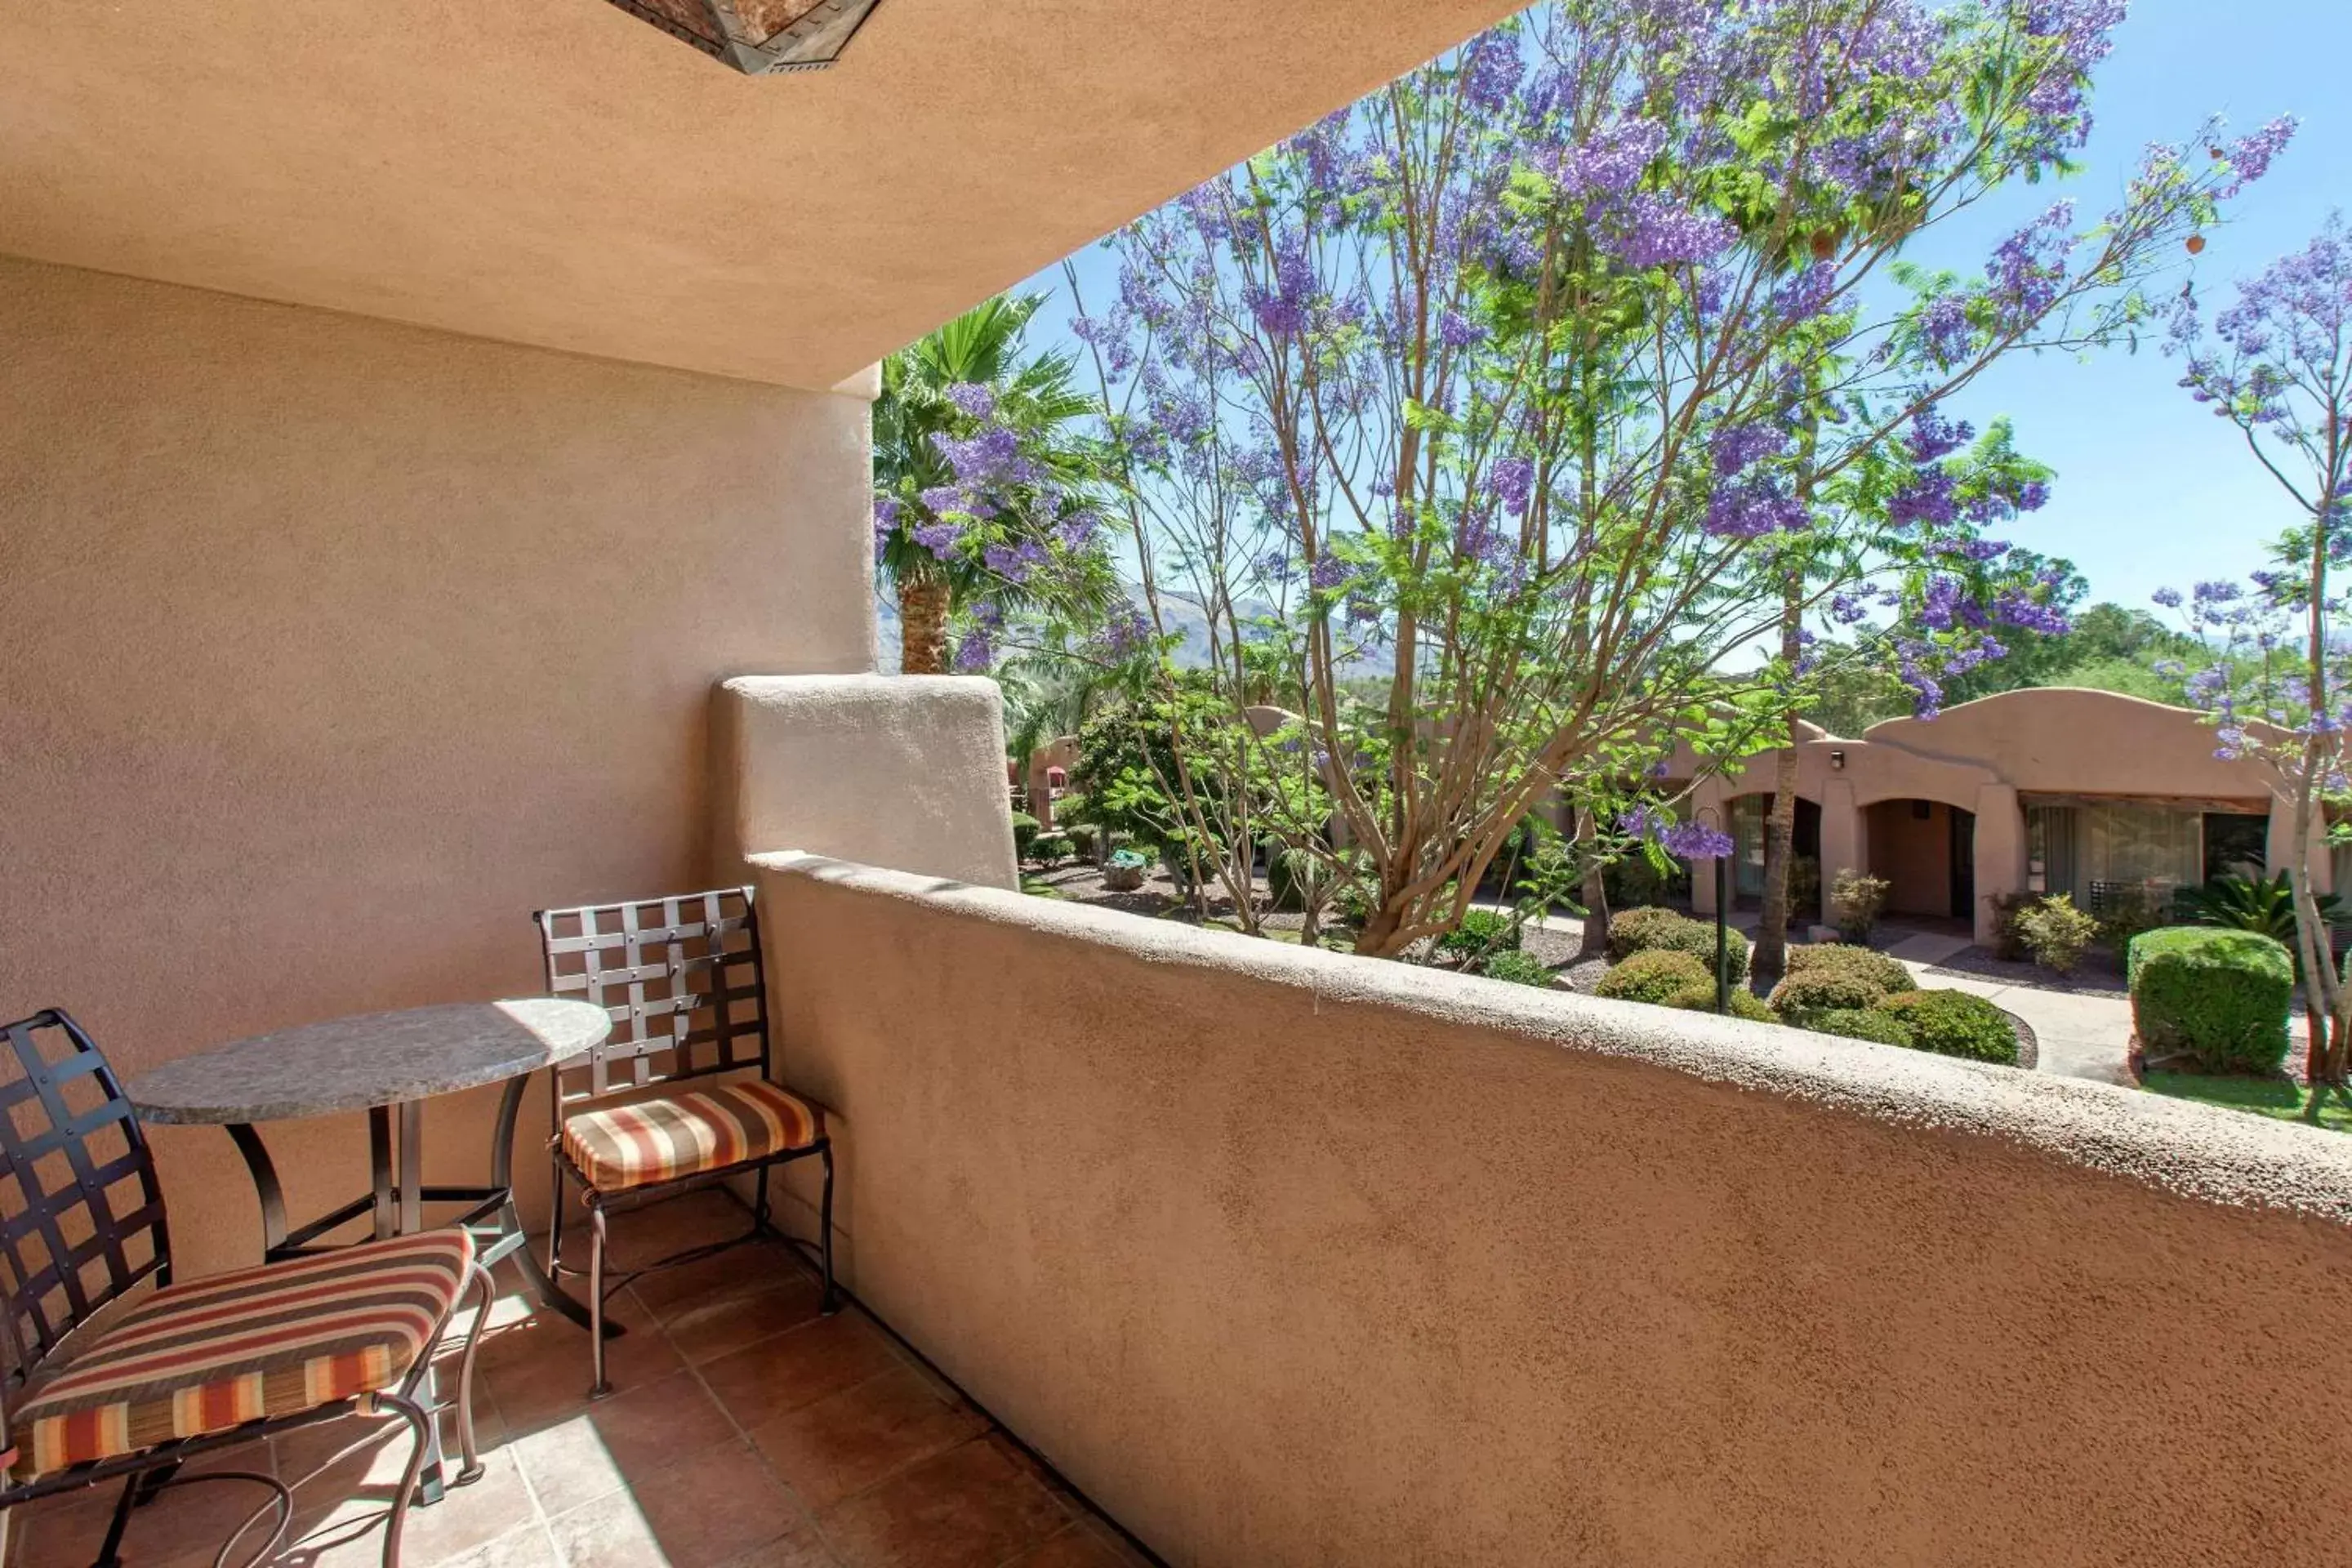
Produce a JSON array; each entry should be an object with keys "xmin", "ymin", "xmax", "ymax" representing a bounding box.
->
[
  {"xmin": 1594, "ymin": 949, "xmax": 1712, "ymax": 1004},
  {"xmin": 1810, "ymin": 1007, "xmax": 1917, "ymax": 1048},
  {"xmin": 1663, "ymin": 984, "xmax": 1774, "ymax": 1022},
  {"xmin": 1768, "ymin": 968, "xmax": 1896, "ymax": 1023},
  {"xmin": 1479, "ymin": 950, "xmax": 1555, "ymax": 988},
  {"xmin": 1604, "ymin": 906, "xmax": 1749, "ymax": 987},
  {"xmin": 1872, "ymin": 989, "xmax": 2019, "ymax": 1064},
  {"xmin": 1783, "ymin": 943, "xmax": 1918, "ymax": 998},
  {"xmin": 2127, "ymin": 925, "xmax": 2293, "ymax": 1075}
]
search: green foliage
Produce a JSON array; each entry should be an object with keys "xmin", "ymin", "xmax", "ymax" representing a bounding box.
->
[
  {"xmin": 1479, "ymin": 950, "xmax": 1557, "ymax": 988},
  {"xmin": 1769, "ymin": 968, "xmax": 1898, "ymax": 1024},
  {"xmin": 1439, "ymin": 908, "xmax": 1523, "ymax": 961},
  {"xmin": 2127, "ymin": 927, "xmax": 2294, "ymax": 1076},
  {"xmin": 1829, "ymin": 871, "xmax": 1891, "ymax": 944},
  {"xmin": 1810, "ymin": 1008, "xmax": 1918, "ymax": 1047},
  {"xmin": 1594, "ymin": 950, "xmax": 1713, "ymax": 1005},
  {"xmin": 1984, "ymin": 889, "xmax": 2037, "ymax": 962},
  {"xmin": 1604, "ymin": 907, "xmax": 1749, "ymax": 986},
  {"xmin": 1009, "ymin": 812, "xmax": 1041, "ymax": 858},
  {"xmin": 1873, "ymin": 989, "xmax": 2020, "ymax": 1064},
  {"xmin": 1940, "ymin": 600, "xmax": 2200, "ymax": 708},
  {"xmin": 1601, "ymin": 849, "xmax": 1687, "ymax": 911},
  {"xmin": 874, "ymin": 292, "xmax": 1111, "ymax": 663},
  {"xmin": 2016, "ymin": 893, "xmax": 2100, "ymax": 976},
  {"xmin": 1030, "ymin": 832, "xmax": 1076, "ymax": 870},
  {"xmin": 1663, "ymin": 984, "xmax": 1775, "ymax": 1022},
  {"xmin": 2176, "ymin": 872, "xmax": 2350, "ymax": 952},
  {"xmin": 1784, "ymin": 943, "xmax": 1918, "ymax": 997},
  {"xmin": 2143, "ymin": 1071, "xmax": 2352, "ymax": 1134},
  {"xmin": 2094, "ymin": 885, "xmax": 2172, "ymax": 957},
  {"xmin": 1787, "ymin": 856, "xmax": 1822, "ymax": 925}
]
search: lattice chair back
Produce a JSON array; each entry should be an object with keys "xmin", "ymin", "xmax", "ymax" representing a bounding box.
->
[
  {"xmin": 0, "ymin": 1011, "xmax": 172, "ymax": 1402},
  {"xmin": 534, "ymin": 887, "xmax": 772, "ymax": 1108}
]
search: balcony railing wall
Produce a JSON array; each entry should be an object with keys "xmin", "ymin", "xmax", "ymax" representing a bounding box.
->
[{"xmin": 753, "ymin": 850, "xmax": 2352, "ymax": 1568}]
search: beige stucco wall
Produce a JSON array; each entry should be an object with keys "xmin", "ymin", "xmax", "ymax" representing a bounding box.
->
[
  {"xmin": 0, "ymin": 256, "xmax": 876, "ymax": 1276},
  {"xmin": 715, "ymin": 675, "xmax": 1017, "ymax": 891},
  {"xmin": 753, "ymin": 851, "xmax": 2352, "ymax": 1567}
]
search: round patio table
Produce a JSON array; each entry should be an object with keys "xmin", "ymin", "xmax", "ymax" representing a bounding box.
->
[{"xmin": 124, "ymin": 999, "xmax": 611, "ymax": 1503}]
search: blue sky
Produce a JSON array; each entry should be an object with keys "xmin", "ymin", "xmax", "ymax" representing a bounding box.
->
[{"xmin": 1018, "ymin": 0, "xmax": 2347, "ymax": 615}]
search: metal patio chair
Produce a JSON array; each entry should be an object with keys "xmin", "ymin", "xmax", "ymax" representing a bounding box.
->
[
  {"xmin": 533, "ymin": 886, "xmax": 836, "ymax": 1398},
  {"xmin": 0, "ymin": 1009, "xmax": 492, "ymax": 1568}
]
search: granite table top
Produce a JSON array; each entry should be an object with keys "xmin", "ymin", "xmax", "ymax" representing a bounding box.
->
[{"xmin": 127, "ymin": 999, "xmax": 612, "ymax": 1125}]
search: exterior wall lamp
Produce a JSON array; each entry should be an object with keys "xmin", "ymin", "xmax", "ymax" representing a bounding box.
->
[
  {"xmin": 1829, "ymin": 748, "xmax": 1846, "ymax": 770},
  {"xmin": 599, "ymin": 0, "xmax": 884, "ymax": 73}
]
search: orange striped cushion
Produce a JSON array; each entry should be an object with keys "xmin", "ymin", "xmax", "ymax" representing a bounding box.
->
[
  {"xmin": 561, "ymin": 1078, "xmax": 822, "ymax": 1193},
  {"xmin": 9, "ymin": 1227, "xmax": 473, "ymax": 1480}
]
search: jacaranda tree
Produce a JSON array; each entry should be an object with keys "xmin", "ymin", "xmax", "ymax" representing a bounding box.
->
[
  {"xmin": 1069, "ymin": 0, "xmax": 2285, "ymax": 957},
  {"xmin": 2162, "ymin": 213, "xmax": 2350, "ymax": 1108}
]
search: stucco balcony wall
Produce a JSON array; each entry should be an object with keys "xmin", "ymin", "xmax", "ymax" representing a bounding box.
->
[{"xmin": 751, "ymin": 850, "xmax": 2352, "ymax": 1567}]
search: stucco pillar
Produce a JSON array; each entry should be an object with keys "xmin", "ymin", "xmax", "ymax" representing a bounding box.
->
[
  {"xmin": 1972, "ymin": 783, "xmax": 2025, "ymax": 947},
  {"xmin": 1818, "ymin": 778, "xmax": 1861, "ymax": 932},
  {"xmin": 2267, "ymin": 795, "xmax": 2332, "ymax": 893},
  {"xmin": 714, "ymin": 675, "xmax": 1018, "ymax": 889}
]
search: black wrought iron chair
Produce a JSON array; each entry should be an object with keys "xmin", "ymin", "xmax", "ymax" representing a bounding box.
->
[
  {"xmin": 534, "ymin": 886, "xmax": 836, "ymax": 1398},
  {"xmin": 0, "ymin": 1009, "xmax": 492, "ymax": 1568}
]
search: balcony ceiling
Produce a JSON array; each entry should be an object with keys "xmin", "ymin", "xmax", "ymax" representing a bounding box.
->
[{"xmin": 0, "ymin": 0, "xmax": 1523, "ymax": 390}]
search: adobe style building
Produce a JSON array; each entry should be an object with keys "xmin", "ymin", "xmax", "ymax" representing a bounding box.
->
[{"xmin": 1677, "ymin": 687, "xmax": 2314, "ymax": 943}]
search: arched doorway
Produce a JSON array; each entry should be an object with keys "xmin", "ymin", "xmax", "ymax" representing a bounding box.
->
[
  {"xmin": 1727, "ymin": 794, "xmax": 1821, "ymax": 908},
  {"xmin": 1866, "ymin": 798, "xmax": 1975, "ymax": 920}
]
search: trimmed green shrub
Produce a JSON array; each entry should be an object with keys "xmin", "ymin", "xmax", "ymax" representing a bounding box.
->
[
  {"xmin": 2127, "ymin": 926, "xmax": 2293, "ymax": 1075},
  {"xmin": 1030, "ymin": 832, "xmax": 1075, "ymax": 870},
  {"xmin": 1662, "ymin": 984, "xmax": 1774, "ymax": 1022},
  {"xmin": 1604, "ymin": 907, "xmax": 1749, "ymax": 986},
  {"xmin": 1594, "ymin": 949, "xmax": 1712, "ymax": 1005},
  {"xmin": 2016, "ymin": 893, "xmax": 2099, "ymax": 976},
  {"xmin": 1873, "ymin": 989, "xmax": 2019, "ymax": 1064},
  {"xmin": 1010, "ymin": 812, "xmax": 1041, "ymax": 858},
  {"xmin": 1606, "ymin": 906, "xmax": 1688, "ymax": 963},
  {"xmin": 1439, "ymin": 908, "xmax": 1522, "ymax": 960},
  {"xmin": 1767, "ymin": 968, "xmax": 1895, "ymax": 1023},
  {"xmin": 1479, "ymin": 950, "xmax": 1556, "ymax": 988},
  {"xmin": 1810, "ymin": 1008, "xmax": 1917, "ymax": 1048},
  {"xmin": 1984, "ymin": 889, "xmax": 2036, "ymax": 962},
  {"xmin": 1829, "ymin": 870, "xmax": 1891, "ymax": 943},
  {"xmin": 1784, "ymin": 944, "xmax": 1918, "ymax": 998}
]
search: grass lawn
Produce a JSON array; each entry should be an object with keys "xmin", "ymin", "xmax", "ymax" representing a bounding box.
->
[{"xmin": 2142, "ymin": 1071, "xmax": 2352, "ymax": 1134}]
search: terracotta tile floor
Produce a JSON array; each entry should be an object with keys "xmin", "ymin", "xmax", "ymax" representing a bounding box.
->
[{"xmin": 7, "ymin": 1192, "xmax": 1150, "ymax": 1568}]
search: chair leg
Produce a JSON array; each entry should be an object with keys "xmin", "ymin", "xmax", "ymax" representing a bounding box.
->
[
  {"xmin": 817, "ymin": 1143, "xmax": 840, "ymax": 1316},
  {"xmin": 752, "ymin": 1164, "xmax": 773, "ymax": 1232},
  {"xmin": 89, "ymin": 1472, "xmax": 139, "ymax": 1568},
  {"xmin": 587, "ymin": 1200, "xmax": 612, "ymax": 1399},
  {"xmin": 375, "ymin": 1392, "xmax": 434, "ymax": 1568},
  {"xmin": 545, "ymin": 1152, "xmax": 569, "ymax": 1281},
  {"xmin": 451, "ymin": 1263, "xmax": 494, "ymax": 1486}
]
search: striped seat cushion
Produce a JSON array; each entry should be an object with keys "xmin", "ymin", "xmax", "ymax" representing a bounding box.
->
[
  {"xmin": 10, "ymin": 1227, "xmax": 474, "ymax": 1480},
  {"xmin": 561, "ymin": 1078, "xmax": 822, "ymax": 1192}
]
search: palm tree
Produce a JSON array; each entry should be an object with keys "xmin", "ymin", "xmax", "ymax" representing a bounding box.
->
[{"xmin": 874, "ymin": 293, "xmax": 1099, "ymax": 674}]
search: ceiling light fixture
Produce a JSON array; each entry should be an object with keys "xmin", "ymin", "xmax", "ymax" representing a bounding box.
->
[{"xmin": 600, "ymin": 0, "xmax": 884, "ymax": 74}]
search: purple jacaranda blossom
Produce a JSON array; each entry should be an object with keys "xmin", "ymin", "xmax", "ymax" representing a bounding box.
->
[
  {"xmin": 1829, "ymin": 593, "xmax": 1870, "ymax": 626},
  {"xmin": 910, "ymin": 519, "xmax": 962, "ymax": 559},
  {"xmin": 1705, "ymin": 477, "xmax": 1806, "ymax": 539},
  {"xmin": 953, "ymin": 627, "xmax": 993, "ymax": 673},
  {"xmin": 1905, "ymin": 406, "xmax": 1976, "ymax": 463},
  {"xmin": 944, "ymin": 383, "xmax": 996, "ymax": 420},
  {"xmin": 1712, "ymin": 422, "xmax": 1788, "ymax": 477},
  {"xmin": 1309, "ymin": 554, "xmax": 1350, "ymax": 591},
  {"xmin": 1659, "ymin": 821, "xmax": 1736, "ymax": 860},
  {"xmin": 2152, "ymin": 587, "xmax": 2184, "ymax": 608},
  {"xmin": 1887, "ymin": 468, "xmax": 1960, "ymax": 529},
  {"xmin": 1492, "ymin": 456, "xmax": 1535, "ymax": 515}
]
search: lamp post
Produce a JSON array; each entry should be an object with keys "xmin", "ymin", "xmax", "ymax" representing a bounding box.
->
[{"xmin": 1692, "ymin": 804, "xmax": 1731, "ymax": 1015}]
